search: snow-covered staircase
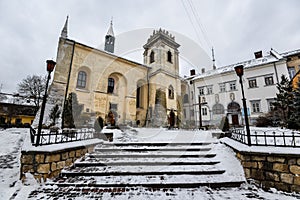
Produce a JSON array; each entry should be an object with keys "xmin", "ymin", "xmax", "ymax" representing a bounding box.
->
[{"xmin": 47, "ymin": 141, "xmax": 245, "ymax": 189}]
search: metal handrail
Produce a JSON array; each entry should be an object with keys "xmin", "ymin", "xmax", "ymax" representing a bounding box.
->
[{"xmin": 230, "ymin": 128, "xmax": 300, "ymax": 147}]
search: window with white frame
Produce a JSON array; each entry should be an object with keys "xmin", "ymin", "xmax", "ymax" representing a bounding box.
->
[
  {"xmin": 267, "ymin": 99, "xmax": 276, "ymax": 111},
  {"xmin": 251, "ymin": 100, "xmax": 261, "ymax": 113},
  {"xmin": 199, "ymin": 87, "xmax": 205, "ymax": 96},
  {"xmin": 265, "ymin": 76, "xmax": 274, "ymax": 86},
  {"xmin": 207, "ymin": 85, "xmax": 213, "ymax": 95},
  {"xmin": 248, "ymin": 79, "xmax": 257, "ymax": 88},
  {"xmin": 229, "ymin": 81, "xmax": 236, "ymax": 91},
  {"xmin": 202, "ymin": 107, "xmax": 208, "ymax": 116},
  {"xmin": 219, "ymin": 83, "xmax": 226, "ymax": 92}
]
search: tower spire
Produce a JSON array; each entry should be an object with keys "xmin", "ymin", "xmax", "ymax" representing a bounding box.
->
[
  {"xmin": 104, "ymin": 19, "xmax": 115, "ymax": 53},
  {"xmin": 61, "ymin": 15, "xmax": 69, "ymax": 38},
  {"xmin": 106, "ymin": 18, "xmax": 114, "ymax": 36}
]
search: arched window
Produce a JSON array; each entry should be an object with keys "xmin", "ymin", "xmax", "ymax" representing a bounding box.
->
[
  {"xmin": 167, "ymin": 50, "xmax": 172, "ymax": 63},
  {"xmin": 76, "ymin": 71, "xmax": 87, "ymax": 88},
  {"xmin": 150, "ymin": 51, "xmax": 155, "ymax": 63},
  {"xmin": 168, "ymin": 85, "xmax": 174, "ymax": 99},
  {"xmin": 107, "ymin": 78, "xmax": 115, "ymax": 93},
  {"xmin": 212, "ymin": 103, "xmax": 225, "ymax": 115}
]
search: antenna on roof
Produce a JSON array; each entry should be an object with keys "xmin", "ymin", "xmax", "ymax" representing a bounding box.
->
[{"xmin": 212, "ymin": 47, "xmax": 216, "ymax": 70}]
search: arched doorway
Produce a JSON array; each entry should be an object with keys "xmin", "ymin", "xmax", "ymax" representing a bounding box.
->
[{"xmin": 227, "ymin": 102, "xmax": 241, "ymax": 126}]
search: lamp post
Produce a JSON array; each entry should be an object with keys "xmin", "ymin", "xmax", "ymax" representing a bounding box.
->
[
  {"xmin": 36, "ymin": 60, "xmax": 56, "ymax": 146},
  {"xmin": 198, "ymin": 96, "xmax": 208, "ymax": 130},
  {"xmin": 234, "ymin": 65, "xmax": 251, "ymax": 146}
]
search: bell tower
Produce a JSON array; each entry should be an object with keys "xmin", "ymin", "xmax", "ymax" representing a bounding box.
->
[
  {"xmin": 104, "ymin": 20, "xmax": 115, "ymax": 53},
  {"xmin": 143, "ymin": 29, "xmax": 181, "ymax": 127},
  {"xmin": 143, "ymin": 28, "xmax": 180, "ymax": 75}
]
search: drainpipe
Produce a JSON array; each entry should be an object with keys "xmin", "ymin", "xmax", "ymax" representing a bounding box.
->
[
  {"xmin": 145, "ymin": 67, "xmax": 150, "ymax": 127},
  {"xmin": 273, "ymin": 62, "xmax": 279, "ymax": 84}
]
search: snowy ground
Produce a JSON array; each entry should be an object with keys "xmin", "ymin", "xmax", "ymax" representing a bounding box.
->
[{"xmin": 0, "ymin": 127, "xmax": 299, "ymax": 199}]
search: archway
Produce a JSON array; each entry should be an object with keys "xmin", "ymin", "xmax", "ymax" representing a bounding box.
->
[{"xmin": 227, "ymin": 102, "xmax": 241, "ymax": 126}]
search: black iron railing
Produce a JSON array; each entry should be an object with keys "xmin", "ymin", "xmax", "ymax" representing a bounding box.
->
[
  {"xmin": 30, "ymin": 127, "xmax": 96, "ymax": 146},
  {"xmin": 230, "ymin": 128, "xmax": 300, "ymax": 147}
]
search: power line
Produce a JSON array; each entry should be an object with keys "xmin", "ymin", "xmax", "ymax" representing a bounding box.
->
[
  {"xmin": 186, "ymin": 0, "xmax": 212, "ymax": 50},
  {"xmin": 180, "ymin": 0, "xmax": 206, "ymax": 50}
]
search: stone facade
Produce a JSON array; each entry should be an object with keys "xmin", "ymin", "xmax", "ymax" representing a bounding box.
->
[
  {"xmin": 236, "ymin": 152, "xmax": 300, "ymax": 192},
  {"xmin": 48, "ymin": 22, "xmax": 189, "ymax": 128},
  {"xmin": 20, "ymin": 144, "xmax": 97, "ymax": 182}
]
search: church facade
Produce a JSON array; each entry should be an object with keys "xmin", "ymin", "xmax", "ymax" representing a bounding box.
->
[{"xmin": 50, "ymin": 18, "xmax": 188, "ymax": 128}]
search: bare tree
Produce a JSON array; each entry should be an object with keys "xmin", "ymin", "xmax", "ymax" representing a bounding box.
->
[{"xmin": 18, "ymin": 75, "xmax": 47, "ymax": 111}]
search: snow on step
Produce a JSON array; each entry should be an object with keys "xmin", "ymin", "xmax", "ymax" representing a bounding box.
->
[
  {"xmin": 48, "ymin": 129, "xmax": 245, "ymax": 189},
  {"xmin": 51, "ymin": 173, "xmax": 243, "ymax": 188},
  {"xmin": 61, "ymin": 164, "xmax": 225, "ymax": 176}
]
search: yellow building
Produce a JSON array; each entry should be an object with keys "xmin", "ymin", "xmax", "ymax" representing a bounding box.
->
[
  {"xmin": 49, "ymin": 18, "xmax": 188, "ymax": 128},
  {"xmin": 0, "ymin": 95, "xmax": 36, "ymax": 127}
]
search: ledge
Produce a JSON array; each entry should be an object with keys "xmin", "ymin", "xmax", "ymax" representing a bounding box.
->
[
  {"xmin": 22, "ymin": 138, "xmax": 103, "ymax": 153},
  {"xmin": 220, "ymin": 137, "xmax": 300, "ymax": 157}
]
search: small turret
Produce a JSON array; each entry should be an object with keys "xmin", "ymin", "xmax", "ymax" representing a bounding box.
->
[{"xmin": 104, "ymin": 20, "xmax": 115, "ymax": 53}]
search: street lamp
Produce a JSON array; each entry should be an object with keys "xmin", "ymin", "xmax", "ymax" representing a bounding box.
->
[
  {"xmin": 234, "ymin": 65, "xmax": 251, "ymax": 146},
  {"xmin": 36, "ymin": 60, "xmax": 56, "ymax": 146}
]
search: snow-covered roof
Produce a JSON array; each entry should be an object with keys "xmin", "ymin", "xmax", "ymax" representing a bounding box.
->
[
  {"xmin": 191, "ymin": 50, "xmax": 284, "ymax": 81},
  {"xmin": 0, "ymin": 93, "xmax": 36, "ymax": 106},
  {"xmin": 280, "ymin": 48, "xmax": 300, "ymax": 57}
]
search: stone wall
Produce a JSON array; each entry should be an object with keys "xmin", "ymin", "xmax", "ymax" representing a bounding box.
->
[
  {"xmin": 236, "ymin": 151, "xmax": 300, "ymax": 192},
  {"xmin": 20, "ymin": 144, "xmax": 97, "ymax": 182}
]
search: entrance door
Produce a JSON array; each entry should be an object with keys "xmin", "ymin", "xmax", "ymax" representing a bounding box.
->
[{"xmin": 232, "ymin": 114, "xmax": 239, "ymax": 126}]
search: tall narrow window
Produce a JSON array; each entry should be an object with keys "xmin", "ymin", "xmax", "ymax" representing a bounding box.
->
[
  {"xmin": 77, "ymin": 71, "xmax": 87, "ymax": 88},
  {"xmin": 136, "ymin": 86, "xmax": 142, "ymax": 108},
  {"xmin": 168, "ymin": 85, "xmax": 174, "ymax": 99},
  {"xmin": 150, "ymin": 51, "xmax": 155, "ymax": 63},
  {"xmin": 107, "ymin": 78, "xmax": 115, "ymax": 93},
  {"xmin": 202, "ymin": 107, "xmax": 208, "ymax": 116},
  {"xmin": 199, "ymin": 87, "xmax": 205, "ymax": 96},
  {"xmin": 219, "ymin": 83, "xmax": 226, "ymax": 92},
  {"xmin": 167, "ymin": 50, "xmax": 172, "ymax": 63},
  {"xmin": 229, "ymin": 81, "xmax": 236, "ymax": 91}
]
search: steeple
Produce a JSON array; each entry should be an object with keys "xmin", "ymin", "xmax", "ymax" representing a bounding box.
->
[
  {"xmin": 106, "ymin": 20, "xmax": 114, "ymax": 36},
  {"xmin": 104, "ymin": 19, "xmax": 115, "ymax": 53},
  {"xmin": 61, "ymin": 16, "xmax": 69, "ymax": 38}
]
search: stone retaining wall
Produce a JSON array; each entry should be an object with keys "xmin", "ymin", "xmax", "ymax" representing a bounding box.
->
[
  {"xmin": 236, "ymin": 151, "xmax": 300, "ymax": 192},
  {"xmin": 20, "ymin": 144, "xmax": 97, "ymax": 182}
]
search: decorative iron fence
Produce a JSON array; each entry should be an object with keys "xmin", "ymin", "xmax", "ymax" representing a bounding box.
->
[
  {"xmin": 30, "ymin": 127, "xmax": 96, "ymax": 146},
  {"xmin": 230, "ymin": 128, "xmax": 300, "ymax": 147}
]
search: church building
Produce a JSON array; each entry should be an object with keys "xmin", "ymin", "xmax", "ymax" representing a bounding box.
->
[{"xmin": 49, "ymin": 17, "xmax": 188, "ymax": 128}]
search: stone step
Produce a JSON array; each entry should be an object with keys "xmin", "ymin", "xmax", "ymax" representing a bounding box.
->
[
  {"xmin": 74, "ymin": 160, "xmax": 221, "ymax": 167},
  {"xmin": 94, "ymin": 146, "xmax": 212, "ymax": 152},
  {"xmin": 101, "ymin": 142, "xmax": 213, "ymax": 147},
  {"xmin": 87, "ymin": 152, "xmax": 217, "ymax": 158},
  {"xmin": 50, "ymin": 174, "xmax": 244, "ymax": 188},
  {"xmin": 61, "ymin": 164, "xmax": 225, "ymax": 177}
]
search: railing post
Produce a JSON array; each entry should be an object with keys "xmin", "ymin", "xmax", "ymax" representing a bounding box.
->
[{"xmin": 273, "ymin": 131, "xmax": 276, "ymax": 146}]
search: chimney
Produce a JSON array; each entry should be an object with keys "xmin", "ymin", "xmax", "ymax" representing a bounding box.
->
[
  {"xmin": 254, "ymin": 51, "xmax": 263, "ymax": 59},
  {"xmin": 190, "ymin": 69, "xmax": 196, "ymax": 76},
  {"xmin": 201, "ymin": 68, "xmax": 205, "ymax": 74}
]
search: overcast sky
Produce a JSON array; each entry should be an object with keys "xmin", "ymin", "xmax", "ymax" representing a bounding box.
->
[{"xmin": 1, "ymin": 0, "xmax": 300, "ymax": 93}]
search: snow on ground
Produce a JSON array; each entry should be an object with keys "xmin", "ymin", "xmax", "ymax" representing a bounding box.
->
[{"xmin": 0, "ymin": 127, "xmax": 299, "ymax": 199}]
